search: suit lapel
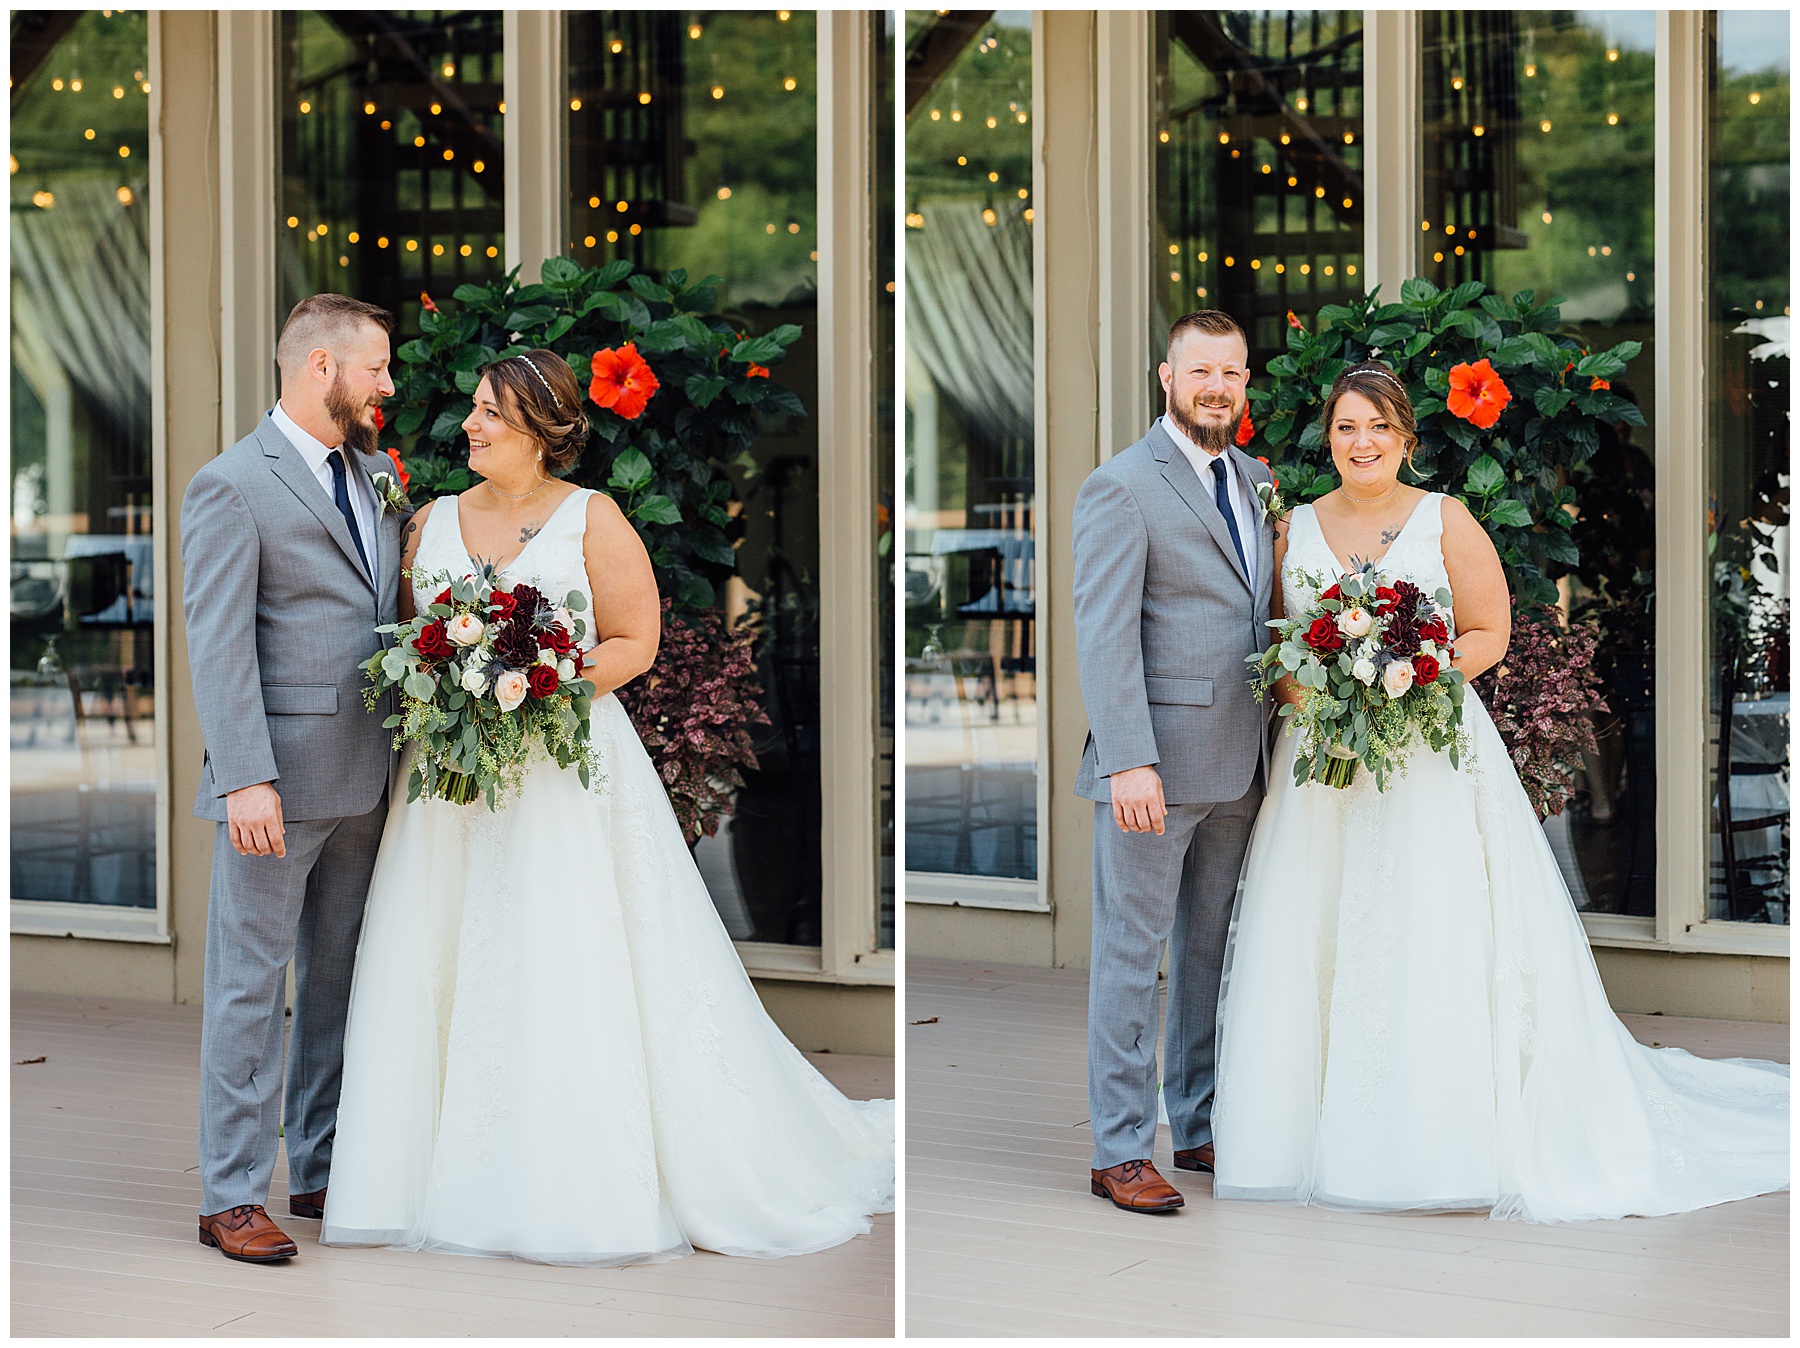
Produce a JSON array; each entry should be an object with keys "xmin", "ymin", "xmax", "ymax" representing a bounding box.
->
[
  {"xmin": 258, "ymin": 417, "xmax": 376, "ymax": 591},
  {"xmin": 1150, "ymin": 422, "xmax": 1251, "ymax": 592},
  {"xmin": 1232, "ymin": 446, "xmax": 1277, "ymax": 601}
]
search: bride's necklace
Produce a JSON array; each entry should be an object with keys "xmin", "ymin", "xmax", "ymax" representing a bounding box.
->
[
  {"xmin": 1337, "ymin": 480, "xmax": 1402, "ymax": 506},
  {"xmin": 485, "ymin": 476, "xmax": 549, "ymax": 502}
]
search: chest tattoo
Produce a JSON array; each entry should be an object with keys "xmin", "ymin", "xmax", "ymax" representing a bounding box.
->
[
  {"xmin": 1380, "ymin": 526, "xmax": 1402, "ymax": 545},
  {"xmin": 519, "ymin": 523, "xmax": 542, "ymax": 545}
]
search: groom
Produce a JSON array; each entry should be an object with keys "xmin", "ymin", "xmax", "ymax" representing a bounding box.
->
[
  {"xmin": 1072, "ymin": 309, "xmax": 1275, "ymax": 1213},
  {"xmin": 181, "ymin": 294, "xmax": 403, "ymax": 1261}
]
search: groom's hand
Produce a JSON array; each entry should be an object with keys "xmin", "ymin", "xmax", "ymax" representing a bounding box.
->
[
  {"xmin": 226, "ymin": 783, "xmax": 287, "ymax": 858},
  {"xmin": 1109, "ymin": 766, "xmax": 1166, "ymax": 835}
]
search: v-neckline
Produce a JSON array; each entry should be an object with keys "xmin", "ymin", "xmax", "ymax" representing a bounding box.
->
[
  {"xmin": 452, "ymin": 488, "xmax": 584, "ymax": 573},
  {"xmin": 1311, "ymin": 491, "xmax": 1436, "ymax": 577}
]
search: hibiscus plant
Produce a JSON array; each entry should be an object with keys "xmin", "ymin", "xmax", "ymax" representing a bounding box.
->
[
  {"xmin": 380, "ymin": 257, "xmax": 804, "ymax": 610},
  {"xmin": 1243, "ymin": 278, "xmax": 1644, "ymax": 607}
]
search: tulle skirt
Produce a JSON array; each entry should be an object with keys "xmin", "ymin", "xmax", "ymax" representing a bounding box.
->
[
  {"xmin": 1212, "ymin": 692, "xmax": 1788, "ymax": 1223},
  {"xmin": 322, "ymin": 694, "xmax": 893, "ymax": 1264}
]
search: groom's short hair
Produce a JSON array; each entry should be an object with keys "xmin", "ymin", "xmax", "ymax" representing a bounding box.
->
[
  {"xmin": 1166, "ymin": 309, "xmax": 1247, "ymax": 360},
  {"xmin": 277, "ymin": 294, "xmax": 395, "ymax": 379}
]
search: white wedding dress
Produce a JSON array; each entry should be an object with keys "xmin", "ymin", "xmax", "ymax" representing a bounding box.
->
[
  {"xmin": 1211, "ymin": 493, "xmax": 1788, "ymax": 1223},
  {"xmin": 321, "ymin": 489, "xmax": 893, "ymax": 1264}
]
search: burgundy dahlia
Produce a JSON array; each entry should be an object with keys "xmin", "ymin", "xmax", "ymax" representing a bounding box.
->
[{"xmin": 492, "ymin": 616, "xmax": 541, "ymax": 668}]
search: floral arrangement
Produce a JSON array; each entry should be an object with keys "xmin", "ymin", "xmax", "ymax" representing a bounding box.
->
[
  {"xmin": 1472, "ymin": 602, "xmax": 1609, "ymax": 820},
  {"xmin": 1243, "ymin": 284, "xmax": 1644, "ymax": 610},
  {"xmin": 613, "ymin": 599, "xmax": 769, "ymax": 843},
  {"xmin": 363, "ymin": 565, "xmax": 600, "ymax": 809},
  {"xmin": 1250, "ymin": 561, "xmax": 1469, "ymax": 789}
]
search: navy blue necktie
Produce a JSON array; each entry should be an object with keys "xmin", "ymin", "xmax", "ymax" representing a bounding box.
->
[
  {"xmin": 1210, "ymin": 455, "xmax": 1248, "ymax": 577},
  {"xmin": 328, "ymin": 449, "xmax": 372, "ymax": 578}
]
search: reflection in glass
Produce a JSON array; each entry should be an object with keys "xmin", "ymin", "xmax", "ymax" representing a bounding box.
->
[
  {"xmin": 904, "ymin": 11, "xmax": 1037, "ymax": 882},
  {"xmin": 277, "ymin": 11, "xmax": 507, "ymax": 343},
  {"xmin": 1153, "ymin": 11, "xmax": 1365, "ymax": 381},
  {"xmin": 1706, "ymin": 11, "xmax": 1789, "ymax": 925},
  {"xmin": 11, "ymin": 10, "xmax": 156, "ymax": 907},
  {"xmin": 1422, "ymin": 12, "xmax": 1657, "ymax": 917},
  {"xmin": 875, "ymin": 13, "xmax": 897, "ymax": 947},
  {"xmin": 567, "ymin": 12, "xmax": 825, "ymax": 944}
]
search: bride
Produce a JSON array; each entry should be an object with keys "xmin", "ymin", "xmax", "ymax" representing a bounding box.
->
[
  {"xmin": 1211, "ymin": 360, "xmax": 1788, "ymax": 1223},
  {"xmin": 319, "ymin": 351, "xmax": 893, "ymax": 1264}
]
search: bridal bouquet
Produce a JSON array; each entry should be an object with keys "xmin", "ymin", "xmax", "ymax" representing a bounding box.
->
[
  {"xmin": 362, "ymin": 564, "xmax": 601, "ymax": 808},
  {"xmin": 1249, "ymin": 562, "xmax": 1469, "ymax": 789}
]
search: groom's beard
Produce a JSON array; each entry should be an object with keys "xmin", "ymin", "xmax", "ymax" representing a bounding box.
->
[
  {"xmin": 1167, "ymin": 391, "xmax": 1241, "ymax": 454},
  {"xmin": 326, "ymin": 375, "xmax": 380, "ymax": 456}
]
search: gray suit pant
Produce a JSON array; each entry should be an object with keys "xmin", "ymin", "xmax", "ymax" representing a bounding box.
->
[
  {"xmin": 198, "ymin": 802, "xmax": 385, "ymax": 1213},
  {"xmin": 1088, "ymin": 773, "xmax": 1263, "ymax": 1169}
]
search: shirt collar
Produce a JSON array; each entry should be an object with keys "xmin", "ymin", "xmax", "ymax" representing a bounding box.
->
[
  {"xmin": 270, "ymin": 400, "xmax": 346, "ymax": 476},
  {"xmin": 1161, "ymin": 414, "xmax": 1238, "ymax": 483}
]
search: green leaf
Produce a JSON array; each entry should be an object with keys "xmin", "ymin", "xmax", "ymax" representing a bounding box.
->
[
  {"xmin": 594, "ymin": 258, "xmax": 633, "ymax": 287},
  {"xmin": 685, "ymin": 373, "xmax": 728, "ymax": 408},
  {"xmin": 689, "ymin": 529, "xmax": 736, "ymax": 566},
  {"xmin": 581, "ymin": 289, "xmax": 629, "ymax": 319},
  {"xmin": 1533, "ymin": 386, "xmax": 1575, "ymax": 418},
  {"xmin": 543, "ymin": 314, "xmax": 576, "ymax": 345},
  {"xmin": 540, "ymin": 255, "xmax": 582, "ymax": 287},
  {"xmin": 1399, "ymin": 276, "xmax": 1441, "ymax": 307},
  {"xmin": 1487, "ymin": 497, "xmax": 1534, "ymax": 528},
  {"xmin": 1464, "ymin": 454, "xmax": 1506, "ymax": 497},
  {"xmin": 394, "ymin": 405, "xmax": 427, "ymax": 436},
  {"xmin": 398, "ymin": 338, "xmax": 433, "ymax": 364},
  {"xmin": 502, "ymin": 304, "xmax": 558, "ymax": 330},
  {"xmin": 1446, "ymin": 280, "xmax": 1486, "ymax": 311},
  {"xmin": 429, "ymin": 407, "xmax": 471, "ymax": 443},
  {"xmin": 1367, "ymin": 322, "xmax": 1416, "ymax": 350},
  {"xmin": 626, "ymin": 273, "xmax": 673, "ymax": 303},
  {"xmin": 454, "ymin": 369, "xmax": 482, "ymax": 395},
  {"xmin": 405, "ymin": 671, "xmax": 437, "ymax": 702},
  {"xmin": 633, "ymin": 493, "xmax": 683, "ymax": 525},
  {"xmin": 1401, "ymin": 329, "xmax": 1434, "ymax": 359},
  {"xmin": 1492, "ymin": 335, "xmax": 1540, "ymax": 366},
  {"xmin": 608, "ymin": 447, "xmax": 654, "ymax": 491}
]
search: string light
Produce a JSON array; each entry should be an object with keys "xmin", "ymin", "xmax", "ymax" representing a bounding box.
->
[
  {"xmin": 348, "ymin": 231, "xmax": 360, "ymax": 242},
  {"xmin": 570, "ymin": 97, "xmax": 582, "ymax": 110},
  {"xmin": 610, "ymin": 39, "xmax": 623, "ymax": 53},
  {"xmin": 1626, "ymin": 271, "xmax": 1635, "ymax": 281},
  {"xmin": 1525, "ymin": 63, "xmax": 1537, "ymax": 77},
  {"xmin": 1218, "ymin": 132, "xmax": 1230, "ymax": 144},
  {"xmin": 1250, "ymin": 258, "xmax": 1261, "ymax": 270},
  {"xmin": 1749, "ymin": 91, "xmax": 1761, "ymax": 105},
  {"xmin": 629, "ymin": 223, "xmax": 641, "ymax": 235},
  {"xmin": 929, "ymin": 108, "xmax": 941, "ymax": 120},
  {"xmin": 1261, "ymin": 163, "xmax": 1271, "ymax": 174},
  {"xmin": 606, "ymin": 230, "xmax": 619, "ymax": 243},
  {"xmin": 380, "ymin": 120, "xmax": 391, "ymax": 131},
  {"xmin": 787, "ymin": 222, "xmax": 800, "ymax": 234},
  {"xmin": 783, "ymin": 77, "xmax": 797, "ymax": 91},
  {"xmin": 1274, "ymin": 263, "xmax": 1285, "ymax": 274},
  {"xmin": 718, "ymin": 186, "xmax": 732, "ymax": 200},
  {"xmin": 1171, "ymin": 271, "xmax": 1181, "ymax": 282},
  {"xmin": 712, "ymin": 86, "xmax": 725, "ymax": 99},
  {"xmin": 52, "ymin": 79, "xmax": 64, "ymax": 91},
  {"xmin": 113, "ymin": 85, "xmax": 124, "ymax": 99},
  {"xmin": 1324, "ymin": 265, "xmax": 1335, "ymax": 276},
  {"xmin": 338, "ymin": 255, "xmax": 348, "ymax": 267},
  {"xmin": 442, "ymin": 62, "xmax": 455, "ymax": 78},
  {"xmin": 84, "ymin": 128, "xmax": 95, "ymax": 140},
  {"xmin": 1606, "ymin": 48, "xmax": 1618, "ymax": 61},
  {"xmin": 364, "ymin": 101, "xmax": 376, "ymax": 115},
  {"xmin": 956, "ymin": 156, "xmax": 967, "ymax": 166},
  {"xmin": 460, "ymin": 243, "xmax": 472, "ymax": 256},
  {"xmin": 299, "ymin": 100, "xmax": 311, "ymax": 114},
  {"xmin": 432, "ymin": 243, "xmax": 444, "ymax": 256},
  {"xmin": 1343, "ymin": 197, "xmax": 1353, "ymax": 208},
  {"xmin": 1288, "ymin": 176, "xmax": 1298, "ymax": 187},
  {"xmin": 1454, "ymin": 246, "xmax": 1464, "ymax": 256},
  {"xmin": 986, "ymin": 116, "xmax": 997, "ymax": 128},
  {"xmin": 414, "ymin": 136, "xmax": 426, "ymax": 147},
  {"xmin": 430, "ymin": 102, "xmax": 442, "ymax": 115},
  {"xmin": 688, "ymin": 24, "xmax": 702, "ymax": 39},
  {"xmin": 1300, "ymin": 263, "xmax": 1311, "ymax": 275},
  {"xmin": 1542, "ymin": 211, "xmax": 1553, "ymax": 224},
  {"xmin": 1313, "ymin": 185, "xmax": 1325, "ymax": 198},
  {"xmin": 1197, "ymin": 251, "xmax": 1208, "ymax": 262},
  {"xmin": 1169, "ymin": 244, "xmax": 1179, "ymax": 255},
  {"xmin": 487, "ymin": 246, "xmax": 498, "ymax": 257},
  {"xmin": 377, "ymin": 236, "xmax": 389, "ymax": 248},
  {"xmin": 988, "ymin": 171, "xmax": 999, "ymax": 182},
  {"xmin": 71, "ymin": 79, "xmax": 82, "ymax": 91},
  {"xmin": 406, "ymin": 239, "xmax": 418, "ymax": 251},
  {"xmin": 585, "ymin": 235, "xmax": 597, "ymax": 248},
  {"xmin": 638, "ymin": 92, "xmax": 652, "ymax": 104},
  {"xmin": 1540, "ymin": 120, "xmax": 1552, "ymax": 133},
  {"xmin": 1472, "ymin": 124, "xmax": 1485, "ymax": 136},
  {"xmin": 1451, "ymin": 76, "xmax": 1464, "ymax": 90},
  {"xmin": 951, "ymin": 109, "xmax": 962, "ymax": 122},
  {"xmin": 982, "ymin": 207, "xmax": 997, "ymax": 225},
  {"xmin": 1279, "ymin": 132, "xmax": 1291, "ymax": 145},
  {"xmin": 33, "ymin": 190, "xmax": 54, "ymax": 208},
  {"xmin": 1607, "ymin": 113, "xmax": 1619, "ymax": 125},
  {"xmin": 1224, "ymin": 256, "xmax": 1235, "ymax": 267},
  {"xmin": 472, "ymin": 160, "xmax": 485, "ymax": 173},
  {"xmin": 1434, "ymin": 251, "xmax": 1444, "ymax": 262},
  {"xmin": 443, "ymin": 148, "xmax": 454, "ymax": 160},
  {"xmin": 287, "ymin": 215, "xmax": 299, "ymax": 228},
  {"xmin": 119, "ymin": 145, "xmax": 129, "ymax": 157},
  {"xmin": 1346, "ymin": 265, "xmax": 1356, "ymax": 275},
  {"xmin": 116, "ymin": 185, "xmax": 133, "ymax": 205}
]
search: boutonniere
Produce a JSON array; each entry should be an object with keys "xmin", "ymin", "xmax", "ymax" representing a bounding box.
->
[
  {"xmin": 369, "ymin": 448, "xmax": 412, "ymax": 516},
  {"xmin": 1253, "ymin": 475, "xmax": 1289, "ymax": 523}
]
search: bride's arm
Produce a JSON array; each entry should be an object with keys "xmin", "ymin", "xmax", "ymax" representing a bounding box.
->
[
  {"xmin": 1439, "ymin": 495, "xmax": 1511, "ymax": 680},
  {"xmin": 1267, "ymin": 518, "xmax": 1304, "ymax": 707},
  {"xmin": 577, "ymin": 491, "xmax": 661, "ymax": 697},
  {"xmin": 396, "ymin": 499, "xmax": 435, "ymax": 622}
]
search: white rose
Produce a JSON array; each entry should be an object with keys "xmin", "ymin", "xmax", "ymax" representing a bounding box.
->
[
  {"xmin": 1352, "ymin": 657, "xmax": 1377, "ymax": 686},
  {"xmin": 1337, "ymin": 606, "xmax": 1373, "ymax": 638},
  {"xmin": 552, "ymin": 605, "xmax": 574, "ymax": 632},
  {"xmin": 557, "ymin": 658, "xmax": 577, "ymax": 681},
  {"xmin": 459, "ymin": 664, "xmax": 490, "ymax": 697},
  {"xmin": 537, "ymin": 649, "xmax": 559, "ymax": 668},
  {"xmin": 494, "ymin": 669, "xmax": 529, "ymax": 712},
  {"xmin": 447, "ymin": 613, "xmax": 485, "ymax": 646},
  {"xmin": 1381, "ymin": 660, "xmax": 1415, "ymax": 700}
]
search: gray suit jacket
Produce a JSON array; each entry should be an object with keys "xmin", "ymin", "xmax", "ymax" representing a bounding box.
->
[
  {"xmin": 1072, "ymin": 422, "xmax": 1275, "ymax": 806},
  {"xmin": 180, "ymin": 415, "xmax": 404, "ymax": 822}
]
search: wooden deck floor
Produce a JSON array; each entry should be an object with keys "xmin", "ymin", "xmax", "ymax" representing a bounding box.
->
[
  {"xmin": 906, "ymin": 957, "xmax": 1789, "ymax": 1338},
  {"xmin": 12, "ymin": 992, "xmax": 892, "ymax": 1338}
]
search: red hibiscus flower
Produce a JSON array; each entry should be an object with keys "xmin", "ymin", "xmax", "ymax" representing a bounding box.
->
[
  {"xmin": 413, "ymin": 619, "xmax": 453, "ymax": 659},
  {"xmin": 373, "ymin": 406, "xmax": 387, "ymax": 433},
  {"xmin": 1286, "ymin": 309, "xmax": 1305, "ymax": 331},
  {"xmin": 1590, "ymin": 376, "xmax": 1611, "ymax": 391},
  {"xmin": 589, "ymin": 343, "xmax": 661, "ymax": 420},
  {"xmin": 383, "ymin": 445, "xmax": 409, "ymax": 489},
  {"xmin": 1303, "ymin": 616, "xmax": 1345, "ymax": 653},
  {"xmin": 527, "ymin": 663, "xmax": 560, "ymax": 698},
  {"xmin": 747, "ymin": 364, "xmax": 771, "ymax": 379},
  {"xmin": 420, "ymin": 291, "xmax": 439, "ymax": 314},
  {"xmin": 1235, "ymin": 408, "xmax": 1254, "ymax": 446},
  {"xmin": 488, "ymin": 590, "xmax": 517, "ymax": 622},
  {"xmin": 1446, "ymin": 359, "xmax": 1512, "ymax": 430},
  {"xmin": 1412, "ymin": 653, "xmax": 1441, "ymax": 684}
]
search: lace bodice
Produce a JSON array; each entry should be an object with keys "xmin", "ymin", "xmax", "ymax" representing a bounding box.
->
[
  {"xmin": 412, "ymin": 488, "xmax": 598, "ymax": 653},
  {"xmin": 1281, "ymin": 492, "xmax": 1454, "ymax": 636}
]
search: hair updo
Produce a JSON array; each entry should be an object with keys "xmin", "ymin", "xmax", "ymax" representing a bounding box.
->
[
  {"xmin": 479, "ymin": 348, "xmax": 590, "ymax": 473},
  {"xmin": 1319, "ymin": 359, "xmax": 1420, "ymax": 469}
]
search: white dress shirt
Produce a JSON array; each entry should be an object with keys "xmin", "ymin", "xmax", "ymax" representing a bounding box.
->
[
  {"xmin": 1162, "ymin": 413, "xmax": 1257, "ymax": 586},
  {"xmin": 270, "ymin": 400, "xmax": 376, "ymax": 571}
]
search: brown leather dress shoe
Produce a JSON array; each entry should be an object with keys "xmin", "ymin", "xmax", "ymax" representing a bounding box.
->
[
  {"xmin": 1090, "ymin": 1159, "xmax": 1185, "ymax": 1212},
  {"xmin": 1173, "ymin": 1142, "xmax": 1215, "ymax": 1173},
  {"xmin": 288, "ymin": 1187, "xmax": 327, "ymax": 1220},
  {"xmin": 198, "ymin": 1205, "xmax": 298, "ymax": 1262}
]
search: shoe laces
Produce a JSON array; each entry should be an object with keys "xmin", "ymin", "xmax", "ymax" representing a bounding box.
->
[
  {"xmin": 1115, "ymin": 1159, "xmax": 1151, "ymax": 1185},
  {"xmin": 219, "ymin": 1204, "xmax": 264, "ymax": 1231}
]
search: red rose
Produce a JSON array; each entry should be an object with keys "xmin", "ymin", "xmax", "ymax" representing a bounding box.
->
[
  {"xmin": 488, "ymin": 590, "xmax": 517, "ymax": 622},
  {"xmin": 432, "ymin": 586, "xmax": 452, "ymax": 609},
  {"xmin": 1419, "ymin": 616, "xmax": 1450, "ymax": 644},
  {"xmin": 527, "ymin": 663, "xmax": 560, "ymax": 698},
  {"xmin": 413, "ymin": 620, "xmax": 453, "ymax": 659},
  {"xmin": 1303, "ymin": 616, "xmax": 1345, "ymax": 652},
  {"xmin": 1375, "ymin": 585, "xmax": 1400, "ymax": 613},
  {"xmin": 1321, "ymin": 582, "xmax": 1343, "ymax": 602},
  {"xmin": 540, "ymin": 623, "xmax": 574, "ymax": 656},
  {"xmin": 1413, "ymin": 654, "xmax": 1441, "ymax": 684}
]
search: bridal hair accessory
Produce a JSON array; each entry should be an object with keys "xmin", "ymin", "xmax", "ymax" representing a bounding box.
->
[
  {"xmin": 1352, "ymin": 365, "xmax": 1408, "ymax": 394},
  {"xmin": 518, "ymin": 356, "xmax": 565, "ymax": 411}
]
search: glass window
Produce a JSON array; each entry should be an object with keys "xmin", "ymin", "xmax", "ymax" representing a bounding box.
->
[
  {"xmin": 1153, "ymin": 11, "xmax": 1365, "ymax": 384},
  {"xmin": 875, "ymin": 12, "xmax": 897, "ymax": 948},
  {"xmin": 1421, "ymin": 12, "xmax": 1658, "ymax": 919},
  {"xmin": 566, "ymin": 11, "xmax": 826, "ymax": 946},
  {"xmin": 903, "ymin": 11, "xmax": 1038, "ymax": 885},
  {"xmin": 11, "ymin": 10, "xmax": 157, "ymax": 909},
  {"xmin": 1706, "ymin": 11, "xmax": 1789, "ymax": 926},
  {"xmin": 277, "ymin": 11, "xmax": 507, "ymax": 341}
]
